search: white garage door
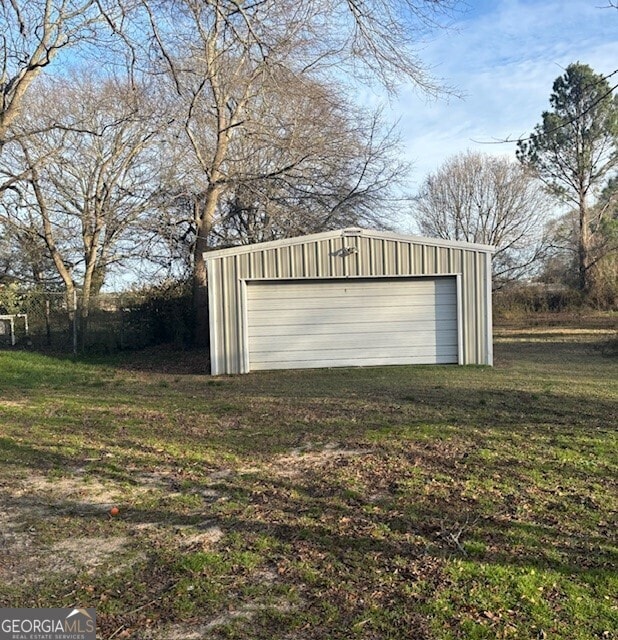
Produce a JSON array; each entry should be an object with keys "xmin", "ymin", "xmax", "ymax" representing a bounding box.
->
[{"xmin": 246, "ymin": 277, "xmax": 459, "ymax": 371}]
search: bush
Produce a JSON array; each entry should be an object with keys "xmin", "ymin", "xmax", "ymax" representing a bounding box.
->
[
  {"xmin": 120, "ymin": 280, "xmax": 194, "ymax": 349},
  {"xmin": 494, "ymin": 284, "xmax": 584, "ymax": 317}
]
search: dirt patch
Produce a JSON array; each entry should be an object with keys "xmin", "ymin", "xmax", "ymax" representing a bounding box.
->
[
  {"xmin": 175, "ymin": 522, "xmax": 224, "ymax": 549},
  {"xmin": 1, "ymin": 534, "xmax": 130, "ymax": 585},
  {"xmin": 50, "ymin": 536, "xmax": 130, "ymax": 571},
  {"xmin": 130, "ymin": 470, "xmax": 180, "ymax": 491},
  {"xmin": 0, "ymin": 399, "xmax": 31, "ymax": 407},
  {"xmin": 0, "ymin": 472, "xmax": 130, "ymax": 584},
  {"xmin": 1, "ymin": 473, "xmax": 119, "ymax": 535},
  {"xmin": 0, "ymin": 507, "xmax": 36, "ymax": 584},
  {"xmin": 144, "ymin": 624, "xmax": 206, "ymax": 640},
  {"xmin": 269, "ymin": 443, "xmax": 367, "ymax": 478},
  {"xmin": 24, "ymin": 473, "xmax": 120, "ymax": 506},
  {"xmin": 144, "ymin": 597, "xmax": 297, "ymax": 639}
]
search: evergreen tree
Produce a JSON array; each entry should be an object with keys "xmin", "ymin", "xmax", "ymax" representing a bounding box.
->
[{"xmin": 517, "ymin": 63, "xmax": 618, "ymax": 294}]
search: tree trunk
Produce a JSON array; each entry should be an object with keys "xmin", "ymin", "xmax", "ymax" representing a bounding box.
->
[
  {"xmin": 80, "ymin": 287, "xmax": 92, "ymax": 352},
  {"xmin": 80, "ymin": 226, "xmax": 102, "ymax": 350},
  {"xmin": 64, "ymin": 284, "xmax": 77, "ymax": 352},
  {"xmin": 90, "ymin": 263, "xmax": 106, "ymax": 298},
  {"xmin": 192, "ymin": 186, "xmax": 221, "ymax": 348},
  {"xmin": 578, "ymin": 195, "xmax": 593, "ymax": 295},
  {"xmin": 193, "ymin": 231, "xmax": 210, "ymax": 348}
]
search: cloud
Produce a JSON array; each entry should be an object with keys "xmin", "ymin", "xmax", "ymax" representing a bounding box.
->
[{"xmin": 373, "ymin": 0, "xmax": 618, "ymax": 187}]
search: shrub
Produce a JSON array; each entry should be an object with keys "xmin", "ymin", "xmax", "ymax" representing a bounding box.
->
[
  {"xmin": 120, "ymin": 280, "xmax": 194, "ymax": 349},
  {"xmin": 494, "ymin": 284, "xmax": 584, "ymax": 317}
]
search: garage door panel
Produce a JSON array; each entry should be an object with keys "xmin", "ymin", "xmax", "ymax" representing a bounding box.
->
[
  {"xmin": 248, "ymin": 318, "xmax": 457, "ymax": 337},
  {"xmin": 246, "ymin": 296, "xmax": 456, "ymax": 311},
  {"xmin": 247, "ymin": 284, "xmax": 456, "ymax": 308},
  {"xmin": 251, "ymin": 344, "xmax": 458, "ymax": 364},
  {"xmin": 248, "ymin": 303, "xmax": 457, "ymax": 325},
  {"xmin": 258, "ymin": 355, "xmax": 458, "ymax": 370},
  {"xmin": 247, "ymin": 278, "xmax": 453, "ymax": 300},
  {"xmin": 250, "ymin": 328, "xmax": 458, "ymax": 352},
  {"xmin": 246, "ymin": 277, "xmax": 459, "ymax": 370}
]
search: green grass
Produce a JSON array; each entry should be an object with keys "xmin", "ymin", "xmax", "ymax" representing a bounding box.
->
[{"xmin": 0, "ymin": 318, "xmax": 616, "ymax": 639}]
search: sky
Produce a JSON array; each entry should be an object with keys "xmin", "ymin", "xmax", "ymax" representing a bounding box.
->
[{"xmin": 360, "ymin": 0, "xmax": 618, "ymax": 196}]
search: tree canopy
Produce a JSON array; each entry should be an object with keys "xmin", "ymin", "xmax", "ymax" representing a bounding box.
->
[
  {"xmin": 517, "ymin": 62, "xmax": 618, "ymax": 295},
  {"xmin": 0, "ymin": 0, "xmax": 460, "ymax": 344},
  {"xmin": 414, "ymin": 151, "xmax": 550, "ymax": 285}
]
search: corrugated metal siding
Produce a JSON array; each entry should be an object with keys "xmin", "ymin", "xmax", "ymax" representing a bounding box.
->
[{"xmin": 207, "ymin": 230, "xmax": 493, "ymax": 374}]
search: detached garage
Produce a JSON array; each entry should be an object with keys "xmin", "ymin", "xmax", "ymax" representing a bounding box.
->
[{"xmin": 206, "ymin": 228, "xmax": 494, "ymax": 375}]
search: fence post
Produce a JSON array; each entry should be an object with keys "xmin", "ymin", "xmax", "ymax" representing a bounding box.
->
[
  {"xmin": 45, "ymin": 299, "xmax": 51, "ymax": 346},
  {"xmin": 73, "ymin": 289, "xmax": 78, "ymax": 357}
]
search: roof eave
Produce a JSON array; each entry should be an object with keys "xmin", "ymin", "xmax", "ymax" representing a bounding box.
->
[{"xmin": 203, "ymin": 227, "xmax": 496, "ymax": 261}]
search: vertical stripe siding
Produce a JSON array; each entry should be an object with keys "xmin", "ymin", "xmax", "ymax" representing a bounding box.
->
[
  {"xmin": 485, "ymin": 252, "xmax": 494, "ymax": 366},
  {"xmin": 234, "ymin": 254, "xmax": 244, "ymax": 371},
  {"xmin": 207, "ymin": 235, "xmax": 492, "ymax": 374},
  {"xmin": 207, "ymin": 259, "xmax": 219, "ymax": 371},
  {"xmin": 352, "ymin": 237, "xmax": 361, "ymax": 276},
  {"xmin": 225, "ymin": 257, "xmax": 237, "ymax": 372}
]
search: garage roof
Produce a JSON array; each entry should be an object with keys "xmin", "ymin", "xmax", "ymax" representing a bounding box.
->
[{"xmin": 204, "ymin": 227, "xmax": 496, "ymax": 259}]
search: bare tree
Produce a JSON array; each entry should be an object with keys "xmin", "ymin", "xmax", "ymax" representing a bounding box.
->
[
  {"xmin": 110, "ymin": 0, "xmax": 455, "ymax": 343},
  {"xmin": 414, "ymin": 151, "xmax": 551, "ymax": 285},
  {"xmin": 0, "ymin": 200, "xmax": 58, "ymax": 285},
  {"xmin": 0, "ymin": 1, "xmax": 121, "ymax": 153},
  {"xmin": 164, "ymin": 76, "xmax": 409, "ymax": 249},
  {"xmin": 1, "ymin": 74, "xmax": 166, "ymax": 343}
]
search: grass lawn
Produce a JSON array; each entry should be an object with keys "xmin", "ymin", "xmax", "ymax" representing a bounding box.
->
[{"xmin": 0, "ymin": 317, "xmax": 616, "ymax": 639}]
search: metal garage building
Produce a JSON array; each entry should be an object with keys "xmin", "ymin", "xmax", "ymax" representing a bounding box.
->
[{"xmin": 206, "ymin": 228, "xmax": 495, "ymax": 375}]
